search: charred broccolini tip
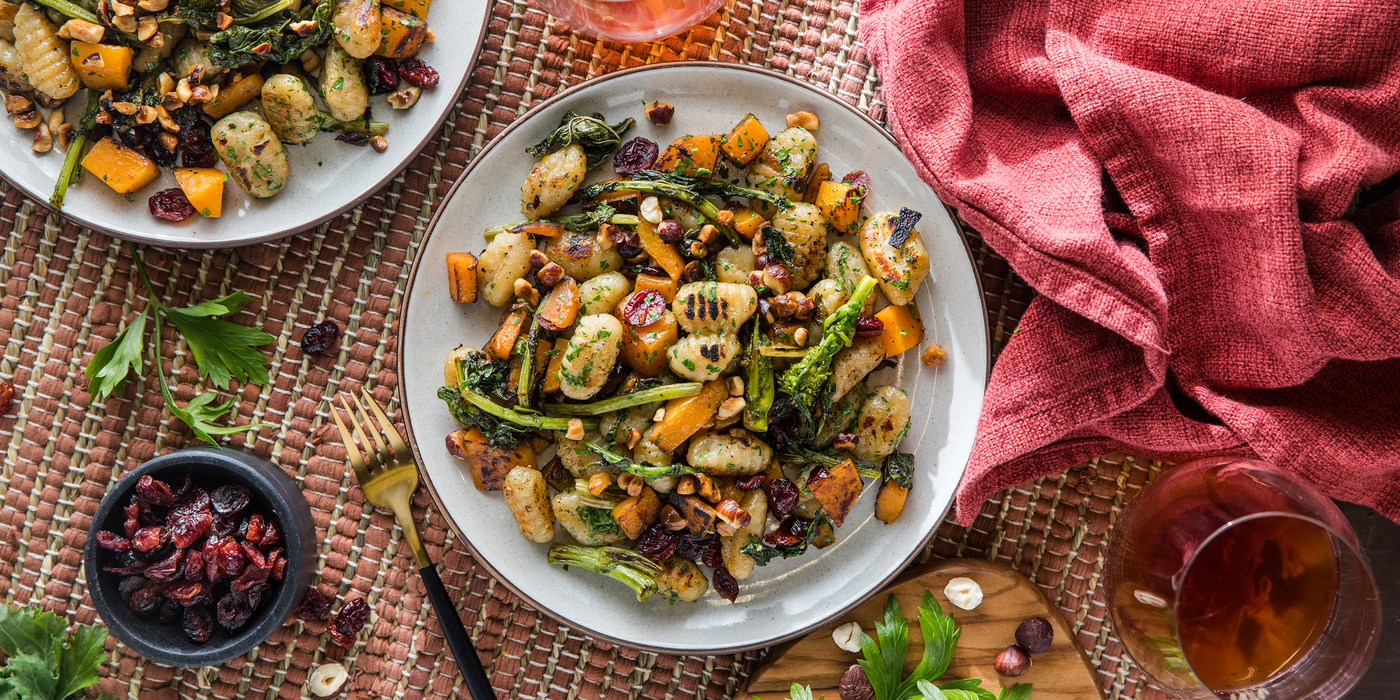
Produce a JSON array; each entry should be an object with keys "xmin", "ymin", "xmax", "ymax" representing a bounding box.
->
[
  {"xmin": 777, "ymin": 275, "xmax": 879, "ymax": 413},
  {"xmin": 586, "ymin": 443, "xmax": 697, "ymax": 479},
  {"xmin": 547, "ymin": 544, "xmax": 662, "ymax": 601},
  {"xmin": 778, "ymin": 446, "xmax": 882, "ymax": 479}
]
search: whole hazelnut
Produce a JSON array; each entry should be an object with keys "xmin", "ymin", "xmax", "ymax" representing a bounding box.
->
[
  {"xmin": 994, "ymin": 645, "xmax": 1031, "ymax": 677},
  {"xmin": 839, "ymin": 664, "xmax": 874, "ymax": 700},
  {"xmin": 1015, "ymin": 616, "xmax": 1054, "ymax": 654}
]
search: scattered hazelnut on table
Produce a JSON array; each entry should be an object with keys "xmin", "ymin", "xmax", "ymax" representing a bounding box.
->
[
  {"xmin": 994, "ymin": 645, "xmax": 1031, "ymax": 677},
  {"xmin": 839, "ymin": 664, "xmax": 875, "ymax": 700},
  {"xmin": 943, "ymin": 577, "xmax": 983, "ymax": 610},
  {"xmin": 308, "ymin": 662, "xmax": 349, "ymax": 697},
  {"xmin": 1015, "ymin": 616, "xmax": 1054, "ymax": 654},
  {"xmin": 832, "ymin": 621, "xmax": 863, "ymax": 652}
]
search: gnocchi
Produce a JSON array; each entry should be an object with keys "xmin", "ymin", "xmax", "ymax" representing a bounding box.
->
[
  {"xmin": 544, "ymin": 231, "xmax": 623, "ymax": 281},
  {"xmin": 333, "ymin": 0, "xmax": 383, "ymax": 59},
  {"xmin": 851, "ymin": 386, "xmax": 911, "ymax": 462},
  {"xmin": 320, "ymin": 43, "xmax": 369, "ymax": 122},
  {"xmin": 522, "ymin": 143, "xmax": 586, "ymax": 220},
  {"xmin": 476, "ymin": 230, "xmax": 533, "ymax": 307},
  {"xmin": 262, "ymin": 74, "xmax": 321, "ymax": 145},
  {"xmin": 769, "ymin": 202, "xmax": 829, "ymax": 289},
  {"xmin": 557, "ymin": 314, "xmax": 624, "ymax": 400},
  {"xmin": 503, "ymin": 467, "xmax": 554, "ymax": 543},
  {"xmin": 13, "ymin": 4, "xmax": 76, "ymax": 100},
  {"xmin": 213, "ymin": 112, "xmax": 289, "ymax": 199},
  {"xmin": 747, "ymin": 126, "xmax": 817, "ymax": 202},
  {"xmin": 579, "ymin": 271, "xmax": 631, "ymax": 316},
  {"xmin": 668, "ymin": 333, "xmax": 741, "ymax": 382},
  {"xmin": 685, "ymin": 430, "xmax": 773, "ymax": 476},
  {"xmin": 859, "ymin": 210, "xmax": 932, "ymax": 307},
  {"xmin": 672, "ymin": 282, "xmax": 758, "ymax": 334}
]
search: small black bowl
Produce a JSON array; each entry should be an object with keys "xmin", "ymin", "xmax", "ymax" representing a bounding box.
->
[{"xmin": 84, "ymin": 447, "xmax": 315, "ymax": 666}]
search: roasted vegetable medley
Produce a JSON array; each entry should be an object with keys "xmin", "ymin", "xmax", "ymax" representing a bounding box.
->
[
  {"xmin": 0, "ymin": 0, "xmax": 439, "ymax": 222},
  {"xmin": 440, "ymin": 105, "xmax": 950, "ymax": 603}
]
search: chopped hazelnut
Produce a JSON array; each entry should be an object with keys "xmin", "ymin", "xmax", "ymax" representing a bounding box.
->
[
  {"xmin": 369, "ymin": 135, "xmax": 388, "ymax": 153},
  {"xmin": 136, "ymin": 105, "xmax": 158, "ymax": 125},
  {"xmin": 793, "ymin": 327, "xmax": 809, "ymax": 347},
  {"xmin": 112, "ymin": 14, "xmax": 137, "ymax": 33},
  {"xmin": 694, "ymin": 474, "xmax": 720, "ymax": 503},
  {"xmin": 698, "ymin": 224, "xmax": 719, "ymax": 245},
  {"xmin": 716, "ymin": 396, "xmax": 746, "ymax": 421},
  {"xmin": 290, "ymin": 19, "xmax": 318, "ymax": 36},
  {"xmin": 536, "ymin": 262, "xmax": 564, "ymax": 288},
  {"xmin": 137, "ymin": 0, "xmax": 169, "ymax": 10},
  {"xmin": 527, "ymin": 250, "xmax": 549, "ymax": 269},
  {"xmin": 176, "ymin": 78, "xmax": 193, "ymax": 104},
  {"xmin": 137, "ymin": 15, "xmax": 158, "ymax": 41},
  {"xmin": 617, "ymin": 472, "xmax": 644, "ymax": 497},
  {"xmin": 661, "ymin": 505, "xmax": 687, "ymax": 531},
  {"xmin": 727, "ymin": 376, "xmax": 744, "ymax": 396},
  {"xmin": 921, "ymin": 342, "xmax": 947, "ymax": 367},
  {"xmin": 786, "ymin": 110, "xmax": 819, "ymax": 131},
  {"xmin": 644, "ymin": 101, "xmax": 674, "ymax": 125},
  {"xmin": 58, "ymin": 19, "xmax": 105, "ymax": 43},
  {"xmin": 388, "ymin": 86, "xmax": 421, "ymax": 110},
  {"xmin": 31, "ymin": 123, "xmax": 51, "ymax": 153},
  {"xmin": 688, "ymin": 240, "xmax": 707, "ymax": 258},
  {"xmin": 625, "ymin": 428, "xmax": 641, "ymax": 450},
  {"xmin": 512, "ymin": 278, "xmax": 538, "ymax": 305},
  {"xmin": 157, "ymin": 131, "xmax": 178, "ymax": 152},
  {"xmin": 639, "ymin": 196, "xmax": 663, "ymax": 224},
  {"xmin": 587, "ymin": 471, "xmax": 611, "ymax": 495},
  {"xmin": 652, "ymin": 407, "xmax": 666, "ymax": 423},
  {"xmin": 716, "ymin": 209, "xmax": 735, "ymax": 227},
  {"xmin": 675, "ymin": 475, "xmax": 697, "ymax": 495},
  {"xmin": 158, "ymin": 72, "xmax": 175, "ymax": 95},
  {"xmin": 56, "ymin": 122, "xmax": 74, "ymax": 149}
]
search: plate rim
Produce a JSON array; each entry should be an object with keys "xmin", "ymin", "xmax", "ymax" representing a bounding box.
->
[
  {"xmin": 397, "ymin": 60, "xmax": 991, "ymax": 654},
  {"xmin": 0, "ymin": 0, "xmax": 493, "ymax": 250}
]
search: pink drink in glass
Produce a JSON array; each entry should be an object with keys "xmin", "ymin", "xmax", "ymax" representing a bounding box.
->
[{"xmin": 534, "ymin": 0, "xmax": 727, "ymax": 43}]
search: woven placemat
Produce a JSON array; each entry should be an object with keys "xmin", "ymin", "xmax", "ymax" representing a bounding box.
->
[{"xmin": 0, "ymin": 1, "xmax": 1166, "ymax": 698}]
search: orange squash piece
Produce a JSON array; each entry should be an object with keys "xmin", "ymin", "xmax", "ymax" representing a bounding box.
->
[
  {"xmin": 621, "ymin": 310, "xmax": 678, "ymax": 376},
  {"xmin": 635, "ymin": 216, "xmax": 683, "ymax": 280},
  {"xmin": 69, "ymin": 42, "xmax": 133, "ymax": 90},
  {"xmin": 445, "ymin": 252, "xmax": 479, "ymax": 303},
  {"xmin": 633, "ymin": 273, "xmax": 678, "ymax": 303},
  {"xmin": 732, "ymin": 207, "xmax": 765, "ymax": 240},
  {"xmin": 449, "ymin": 427, "xmax": 537, "ymax": 491},
  {"xmin": 484, "ymin": 303, "xmax": 529, "ymax": 360},
  {"xmin": 377, "ymin": 7, "xmax": 430, "ymax": 58},
  {"xmin": 612, "ymin": 487, "xmax": 661, "ymax": 539},
  {"xmin": 648, "ymin": 379, "xmax": 727, "ymax": 452},
  {"xmin": 806, "ymin": 458, "xmax": 863, "ymax": 526},
  {"xmin": 537, "ymin": 277, "xmax": 581, "ymax": 331},
  {"xmin": 383, "ymin": 0, "xmax": 431, "ymax": 17},
  {"xmin": 875, "ymin": 480, "xmax": 909, "ymax": 524},
  {"xmin": 82, "ymin": 138, "xmax": 158, "ymax": 194},
  {"xmin": 719, "ymin": 114, "xmax": 769, "ymax": 166},
  {"xmin": 816, "ymin": 181, "xmax": 861, "ymax": 235},
  {"xmin": 874, "ymin": 303, "xmax": 925, "ymax": 357},
  {"xmin": 173, "ymin": 167, "xmax": 225, "ymax": 218},
  {"xmin": 803, "ymin": 162, "xmax": 830, "ymax": 204},
  {"xmin": 655, "ymin": 134, "xmax": 721, "ymax": 177}
]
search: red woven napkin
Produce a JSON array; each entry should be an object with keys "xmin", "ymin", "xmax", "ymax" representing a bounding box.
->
[{"xmin": 861, "ymin": 0, "xmax": 1400, "ymax": 524}]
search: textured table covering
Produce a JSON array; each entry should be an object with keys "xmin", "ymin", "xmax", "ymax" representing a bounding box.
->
[{"xmin": 0, "ymin": 1, "xmax": 1176, "ymax": 698}]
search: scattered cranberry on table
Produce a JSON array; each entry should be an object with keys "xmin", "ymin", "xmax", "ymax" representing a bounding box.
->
[{"xmin": 300, "ymin": 320, "xmax": 342, "ymax": 355}]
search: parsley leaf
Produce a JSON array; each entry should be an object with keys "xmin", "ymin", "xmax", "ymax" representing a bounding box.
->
[
  {"xmin": 0, "ymin": 605, "xmax": 112, "ymax": 700},
  {"xmin": 578, "ymin": 505, "xmax": 622, "ymax": 536},
  {"xmin": 83, "ymin": 307, "xmax": 146, "ymax": 398},
  {"xmin": 164, "ymin": 292, "xmax": 276, "ymax": 388},
  {"xmin": 54, "ymin": 624, "xmax": 108, "ymax": 700}
]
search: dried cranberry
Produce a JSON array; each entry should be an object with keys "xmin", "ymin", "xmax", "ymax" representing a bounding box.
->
[
  {"xmin": 620, "ymin": 289, "xmax": 666, "ymax": 327},
  {"xmin": 297, "ymin": 590, "xmax": 332, "ymax": 621},
  {"xmin": 676, "ymin": 532, "xmax": 720, "ymax": 566},
  {"xmin": 230, "ymin": 563, "xmax": 269, "ymax": 592},
  {"xmin": 336, "ymin": 132, "xmax": 370, "ymax": 147},
  {"xmin": 764, "ymin": 515, "xmax": 812, "ymax": 547},
  {"xmin": 259, "ymin": 519, "xmax": 280, "ymax": 548},
  {"xmin": 854, "ymin": 316, "xmax": 884, "ymax": 338},
  {"xmin": 103, "ymin": 563, "xmax": 149, "ymax": 575},
  {"xmin": 634, "ymin": 523, "xmax": 679, "ymax": 560},
  {"xmin": 123, "ymin": 501, "xmax": 141, "ymax": 538},
  {"xmin": 733, "ymin": 474, "xmax": 767, "ymax": 490},
  {"xmin": 841, "ymin": 170, "xmax": 871, "ymax": 200},
  {"xmin": 180, "ymin": 120, "xmax": 215, "ymax": 168},
  {"xmin": 210, "ymin": 484, "xmax": 251, "ymax": 515},
  {"xmin": 168, "ymin": 510, "xmax": 210, "ymax": 549},
  {"xmin": 171, "ymin": 473, "xmax": 192, "ymax": 500},
  {"xmin": 266, "ymin": 549, "xmax": 286, "ymax": 580},
  {"xmin": 363, "ymin": 56, "xmax": 400, "ymax": 95},
  {"xmin": 300, "ymin": 320, "xmax": 342, "ymax": 355},
  {"xmin": 240, "ymin": 540, "xmax": 267, "ymax": 569},
  {"xmin": 617, "ymin": 243, "xmax": 644, "ymax": 260},
  {"xmin": 135, "ymin": 475, "xmax": 177, "ymax": 506},
  {"xmin": 129, "ymin": 585, "xmax": 164, "ymax": 615},
  {"xmin": 217, "ymin": 539, "xmax": 246, "ymax": 577},
  {"xmin": 217, "ymin": 591, "xmax": 255, "ymax": 630},
  {"xmin": 163, "ymin": 580, "xmax": 208, "ymax": 605},
  {"xmin": 0, "ymin": 381, "xmax": 12, "ymax": 413},
  {"xmin": 184, "ymin": 550, "xmax": 205, "ymax": 582},
  {"xmin": 624, "ymin": 263, "xmax": 666, "ymax": 279},
  {"xmin": 656, "ymin": 219, "xmax": 684, "ymax": 244},
  {"xmin": 328, "ymin": 598, "xmax": 370, "ymax": 646},
  {"xmin": 95, "ymin": 530, "xmax": 131, "ymax": 551},
  {"xmin": 149, "ymin": 188, "xmax": 196, "ymax": 222},
  {"xmin": 398, "ymin": 57, "xmax": 439, "ymax": 88},
  {"xmin": 184, "ymin": 605, "xmax": 213, "ymax": 642},
  {"xmin": 245, "ymin": 583, "xmax": 270, "ymax": 611},
  {"xmin": 145, "ymin": 549, "xmax": 184, "ymax": 581},
  {"xmin": 209, "ymin": 512, "xmax": 235, "ymax": 538},
  {"xmin": 131, "ymin": 526, "xmax": 167, "ymax": 552},
  {"xmin": 763, "ymin": 478, "xmax": 800, "ymax": 517},
  {"xmin": 613, "ymin": 137, "xmax": 659, "ymax": 174},
  {"xmin": 158, "ymin": 598, "xmax": 181, "ymax": 623},
  {"xmin": 713, "ymin": 565, "xmax": 739, "ymax": 602},
  {"xmin": 118, "ymin": 575, "xmax": 147, "ymax": 603},
  {"xmin": 242, "ymin": 513, "xmax": 264, "ymax": 544}
]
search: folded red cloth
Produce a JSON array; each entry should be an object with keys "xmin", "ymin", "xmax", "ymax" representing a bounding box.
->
[{"xmin": 861, "ymin": 0, "xmax": 1400, "ymax": 524}]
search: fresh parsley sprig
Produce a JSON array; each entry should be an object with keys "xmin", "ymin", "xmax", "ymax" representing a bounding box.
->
[
  {"xmin": 860, "ymin": 592, "xmax": 1033, "ymax": 700},
  {"xmin": 85, "ymin": 243, "xmax": 275, "ymax": 444},
  {"xmin": 0, "ymin": 605, "xmax": 118, "ymax": 700}
]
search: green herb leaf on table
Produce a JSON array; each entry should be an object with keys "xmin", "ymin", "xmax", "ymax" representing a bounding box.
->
[
  {"xmin": 53, "ymin": 624, "xmax": 108, "ymax": 700},
  {"xmin": 84, "ymin": 308, "xmax": 147, "ymax": 398},
  {"xmin": 0, "ymin": 605, "xmax": 111, "ymax": 700},
  {"xmin": 164, "ymin": 291, "xmax": 277, "ymax": 389}
]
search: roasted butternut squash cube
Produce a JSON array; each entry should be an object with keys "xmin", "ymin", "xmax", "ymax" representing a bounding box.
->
[
  {"xmin": 655, "ymin": 134, "xmax": 720, "ymax": 177},
  {"xmin": 536, "ymin": 276, "xmax": 581, "ymax": 331},
  {"xmin": 806, "ymin": 458, "xmax": 863, "ymax": 526},
  {"xmin": 803, "ymin": 162, "xmax": 830, "ymax": 204},
  {"xmin": 383, "ymin": 0, "xmax": 431, "ymax": 17},
  {"xmin": 875, "ymin": 480, "xmax": 909, "ymax": 524},
  {"xmin": 173, "ymin": 167, "xmax": 225, "ymax": 218},
  {"xmin": 636, "ymin": 216, "xmax": 684, "ymax": 280},
  {"xmin": 874, "ymin": 303, "xmax": 924, "ymax": 357},
  {"xmin": 377, "ymin": 7, "xmax": 430, "ymax": 58},
  {"xmin": 82, "ymin": 138, "xmax": 158, "ymax": 194},
  {"xmin": 720, "ymin": 114, "xmax": 769, "ymax": 166},
  {"xmin": 446, "ymin": 252, "xmax": 479, "ymax": 303},
  {"xmin": 633, "ymin": 273, "xmax": 678, "ymax": 303},
  {"xmin": 621, "ymin": 311, "xmax": 678, "ymax": 376},
  {"xmin": 612, "ymin": 487, "xmax": 661, "ymax": 539},
  {"xmin": 816, "ymin": 181, "xmax": 861, "ymax": 235},
  {"xmin": 70, "ymin": 42, "xmax": 133, "ymax": 90},
  {"xmin": 449, "ymin": 427, "xmax": 537, "ymax": 491},
  {"xmin": 484, "ymin": 303, "xmax": 529, "ymax": 360},
  {"xmin": 732, "ymin": 207, "xmax": 765, "ymax": 240},
  {"xmin": 648, "ymin": 378, "xmax": 727, "ymax": 452}
]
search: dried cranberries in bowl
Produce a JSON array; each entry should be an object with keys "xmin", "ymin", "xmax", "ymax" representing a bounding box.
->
[{"xmin": 93, "ymin": 472, "xmax": 288, "ymax": 643}]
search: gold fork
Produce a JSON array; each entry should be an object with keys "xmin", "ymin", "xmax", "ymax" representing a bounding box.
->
[{"xmin": 330, "ymin": 389, "xmax": 494, "ymax": 699}]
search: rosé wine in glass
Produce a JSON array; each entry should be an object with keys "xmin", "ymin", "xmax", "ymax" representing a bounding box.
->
[{"xmin": 535, "ymin": 0, "xmax": 728, "ymax": 43}]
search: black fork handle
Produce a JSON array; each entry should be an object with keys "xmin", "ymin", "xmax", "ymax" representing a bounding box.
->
[{"xmin": 419, "ymin": 564, "xmax": 495, "ymax": 699}]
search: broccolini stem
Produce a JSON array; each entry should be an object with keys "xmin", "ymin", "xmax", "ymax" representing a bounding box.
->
[
  {"xmin": 745, "ymin": 331, "xmax": 774, "ymax": 431},
  {"xmin": 779, "ymin": 446, "xmax": 882, "ymax": 479},
  {"xmin": 547, "ymin": 544, "xmax": 662, "ymax": 602},
  {"xmin": 579, "ymin": 180, "xmax": 739, "ymax": 246},
  {"xmin": 459, "ymin": 387, "xmax": 596, "ymax": 432},
  {"xmin": 573, "ymin": 480, "xmax": 625, "ymax": 509},
  {"xmin": 758, "ymin": 347, "xmax": 810, "ymax": 358},
  {"xmin": 544, "ymin": 382, "xmax": 702, "ymax": 415},
  {"xmin": 49, "ymin": 134, "xmax": 87, "ymax": 211},
  {"xmin": 484, "ymin": 214, "xmax": 638, "ymax": 239},
  {"xmin": 585, "ymin": 443, "xmax": 697, "ymax": 478},
  {"xmin": 32, "ymin": 0, "xmax": 98, "ymax": 24},
  {"xmin": 516, "ymin": 316, "xmax": 541, "ymax": 409},
  {"xmin": 320, "ymin": 114, "xmax": 389, "ymax": 136}
]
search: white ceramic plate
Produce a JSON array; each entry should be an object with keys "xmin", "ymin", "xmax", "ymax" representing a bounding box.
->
[
  {"xmin": 0, "ymin": 1, "xmax": 489, "ymax": 249},
  {"xmin": 399, "ymin": 63, "xmax": 989, "ymax": 653}
]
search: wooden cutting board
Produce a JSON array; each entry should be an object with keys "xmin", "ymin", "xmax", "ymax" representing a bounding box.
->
[{"xmin": 740, "ymin": 559, "xmax": 1104, "ymax": 700}]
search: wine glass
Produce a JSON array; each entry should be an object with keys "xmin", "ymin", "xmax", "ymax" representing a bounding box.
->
[
  {"xmin": 533, "ymin": 0, "xmax": 728, "ymax": 43},
  {"xmin": 1104, "ymin": 458, "xmax": 1380, "ymax": 699}
]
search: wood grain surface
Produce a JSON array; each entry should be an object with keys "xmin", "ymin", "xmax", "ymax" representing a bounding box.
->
[{"xmin": 741, "ymin": 558, "xmax": 1103, "ymax": 700}]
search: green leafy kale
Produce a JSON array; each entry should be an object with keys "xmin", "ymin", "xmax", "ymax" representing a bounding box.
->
[
  {"xmin": 625, "ymin": 169, "xmax": 789, "ymax": 209},
  {"xmin": 0, "ymin": 605, "xmax": 118, "ymax": 700},
  {"xmin": 762, "ymin": 223, "xmax": 795, "ymax": 268},
  {"xmin": 527, "ymin": 111, "xmax": 635, "ymax": 169},
  {"xmin": 740, "ymin": 513, "xmax": 828, "ymax": 566},
  {"xmin": 438, "ymin": 352, "xmax": 534, "ymax": 449},
  {"xmin": 885, "ymin": 452, "xmax": 914, "ymax": 489},
  {"xmin": 207, "ymin": 0, "xmax": 333, "ymax": 68}
]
